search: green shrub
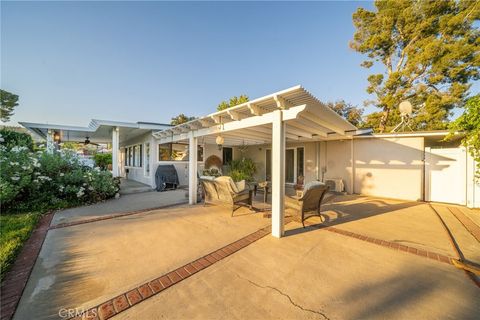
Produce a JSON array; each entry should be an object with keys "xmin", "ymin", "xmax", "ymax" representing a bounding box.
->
[
  {"xmin": 0, "ymin": 129, "xmax": 34, "ymax": 151},
  {"xmin": 0, "ymin": 144, "xmax": 120, "ymax": 213},
  {"xmin": 228, "ymin": 158, "xmax": 256, "ymax": 182},
  {"xmin": 93, "ymin": 153, "xmax": 112, "ymax": 170}
]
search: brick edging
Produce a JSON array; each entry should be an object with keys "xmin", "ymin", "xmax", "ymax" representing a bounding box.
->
[
  {"xmin": 49, "ymin": 201, "xmax": 189, "ymax": 230},
  {"xmin": 324, "ymin": 226, "xmax": 453, "ymax": 265},
  {"xmin": 0, "ymin": 212, "xmax": 54, "ymax": 320},
  {"xmin": 448, "ymin": 207, "xmax": 480, "ymax": 243},
  {"xmin": 69, "ymin": 225, "xmax": 273, "ymax": 320}
]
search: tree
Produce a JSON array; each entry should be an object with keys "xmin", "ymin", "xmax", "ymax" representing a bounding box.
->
[
  {"xmin": 448, "ymin": 95, "xmax": 480, "ymax": 179},
  {"xmin": 171, "ymin": 113, "xmax": 196, "ymax": 125},
  {"xmin": 326, "ymin": 100, "xmax": 364, "ymax": 127},
  {"xmin": 1, "ymin": 90, "xmax": 19, "ymax": 122},
  {"xmin": 351, "ymin": 0, "xmax": 480, "ymax": 132},
  {"xmin": 217, "ymin": 95, "xmax": 249, "ymax": 111}
]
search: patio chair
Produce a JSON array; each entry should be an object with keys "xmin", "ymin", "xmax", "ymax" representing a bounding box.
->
[
  {"xmin": 200, "ymin": 176, "xmax": 253, "ymax": 216},
  {"xmin": 285, "ymin": 181, "xmax": 329, "ymax": 227}
]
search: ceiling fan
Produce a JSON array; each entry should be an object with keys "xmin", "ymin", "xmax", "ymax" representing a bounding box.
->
[{"xmin": 84, "ymin": 136, "xmax": 99, "ymax": 146}]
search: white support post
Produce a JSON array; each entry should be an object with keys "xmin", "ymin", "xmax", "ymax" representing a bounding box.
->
[
  {"xmin": 112, "ymin": 127, "xmax": 120, "ymax": 177},
  {"xmin": 189, "ymin": 131, "xmax": 198, "ymax": 205},
  {"xmin": 46, "ymin": 129, "xmax": 55, "ymax": 153},
  {"xmin": 271, "ymin": 110, "xmax": 285, "ymax": 238}
]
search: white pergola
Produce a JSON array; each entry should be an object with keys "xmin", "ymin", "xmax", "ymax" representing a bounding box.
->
[{"xmin": 153, "ymin": 85, "xmax": 359, "ymax": 238}]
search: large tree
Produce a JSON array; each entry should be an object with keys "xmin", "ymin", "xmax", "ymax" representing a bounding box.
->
[
  {"xmin": 351, "ymin": 0, "xmax": 479, "ymax": 132},
  {"xmin": 170, "ymin": 113, "xmax": 196, "ymax": 125},
  {"xmin": 217, "ymin": 95, "xmax": 249, "ymax": 111},
  {"xmin": 449, "ymin": 95, "xmax": 480, "ymax": 179},
  {"xmin": 326, "ymin": 100, "xmax": 364, "ymax": 127},
  {"xmin": 0, "ymin": 90, "xmax": 19, "ymax": 122}
]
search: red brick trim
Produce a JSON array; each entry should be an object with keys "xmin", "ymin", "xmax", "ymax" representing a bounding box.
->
[
  {"xmin": 320, "ymin": 225, "xmax": 454, "ymax": 265},
  {"xmin": 448, "ymin": 207, "xmax": 480, "ymax": 243},
  {"xmin": 68, "ymin": 225, "xmax": 272, "ymax": 320},
  {"xmin": 49, "ymin": 201, "xmax": 188, "ymax": 230},
  {"xmin": 0, "ymin": 212, "xmax": 54, "ymax": 320}
]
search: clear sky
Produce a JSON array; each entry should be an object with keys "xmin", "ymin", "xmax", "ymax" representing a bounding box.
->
[{"xmin": 1, "ymin": 1, "xmax": 476, "ymax": 127}]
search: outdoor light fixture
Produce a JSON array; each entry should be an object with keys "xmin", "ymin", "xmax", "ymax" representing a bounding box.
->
[
  {"xmin": 53, "ymin": 131, "xmax": 61, "ymax": 143},
  {"xmin": 216, "ymin": 135, "xmax": 224, "ymax": 150}
]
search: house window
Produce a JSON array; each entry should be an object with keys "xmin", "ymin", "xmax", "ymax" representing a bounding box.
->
[
  {"xmin": 145, "ymin": 143, "xmax": 150, "ymax": 175},
  {"xmin": 265, "ymin": 147, "xmax": 305, "ymax": 183},
  {"xmin": 223, "ymin": 147, "xmax": 233, "ymax": 165},
  {"xmin": 125, "ymin": 144, "xmax": 143, "ymax": 167},
  {"xmin": 297, "ymin": 147, "xmax": 304, "ymax": 178},
  {"xmin": 124, "ymin": 148, "xmax": 128, "ymax": 166},
  {"xmin": 285, "ymin": 149, "xmax": 295, "ymax": 183},
  {"xmin": 158, "ymin": 143, "xmax": 204, "ymax": 162}
]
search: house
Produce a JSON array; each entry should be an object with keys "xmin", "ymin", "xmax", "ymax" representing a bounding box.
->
[{"xmin": 20, "ymin": 85, "xmax": 480, "ymax": 237}]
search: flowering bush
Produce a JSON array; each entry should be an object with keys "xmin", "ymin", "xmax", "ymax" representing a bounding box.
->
[{"xmin": 0, "ymin": 144, "xmax": 120, "ymax": 213}]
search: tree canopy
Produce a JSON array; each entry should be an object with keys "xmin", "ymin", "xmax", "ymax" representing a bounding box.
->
[
  {"xmin": 217, "ymin": 95, "xmax": 249, "ymax": 111},
  {"xmin": 449, "ymin": 95, "xmax": 480, "ymax": 179},
  {"xmin": 170, "ymin": 113, "xmax": 196, "ymax": 125},
  {"xmin": 351, "ymin": 0, "xmax": 480, "ymax": 132},
  {"xmin": 1, "ymin": 90, "xmax": 19, "ymax": 122},
  {"xmin": 326, "ymin": 100, "xmax": 364, "ymax": 127}
]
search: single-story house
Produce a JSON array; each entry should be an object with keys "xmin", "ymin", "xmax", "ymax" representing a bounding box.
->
[{"xmin": 20, "ymin": 85, "xmax": 480, "ymax": 237}]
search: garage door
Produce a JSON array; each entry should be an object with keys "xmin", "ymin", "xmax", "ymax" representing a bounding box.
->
[{"xmin": 425, "ymin": 147, "xmax": 466, "ymax": 205}]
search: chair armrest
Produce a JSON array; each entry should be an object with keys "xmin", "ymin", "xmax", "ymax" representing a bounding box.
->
[{"xmin": 235, "ymin": 180, "xmax": 246, "ymax": 192}]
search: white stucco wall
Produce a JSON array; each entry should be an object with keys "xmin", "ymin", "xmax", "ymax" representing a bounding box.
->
[
  {"xmin": 324, "ymin": 140, "xmax": 353, "ymax": 194},
  {"xmin": 353, "ymin": 137, "xmax": 424, "ymax": 201}
]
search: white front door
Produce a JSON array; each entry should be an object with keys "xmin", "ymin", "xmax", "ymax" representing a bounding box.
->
[{"xmin": 425, "ymin": 147, "xmax": 467, "ymax": 205}]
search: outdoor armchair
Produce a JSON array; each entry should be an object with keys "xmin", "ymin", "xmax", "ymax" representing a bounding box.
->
[
  {"xmin": 200, "ymin": 176, "xmax": 253, "ymax": 216},
  {"xmin": 285, "ymin": 181, "xmax": 329, "ymax": 227}
]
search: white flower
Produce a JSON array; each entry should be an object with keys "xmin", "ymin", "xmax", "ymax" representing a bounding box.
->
[
  {"xmin": 88, "ymin": 186, "xmax": 94, "ymax": 191},
  {"xmin": 59, "ymin": 173, "xmax": 64, "ymax": 177},
  {"xmin": 11, "ymin": 176, "xmax": 20, "ymax": 181}
]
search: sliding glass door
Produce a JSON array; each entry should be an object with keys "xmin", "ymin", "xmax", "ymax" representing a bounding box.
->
[{"xmin": 265, "ymin": 147, "xmax": 305, "ymax": 183}]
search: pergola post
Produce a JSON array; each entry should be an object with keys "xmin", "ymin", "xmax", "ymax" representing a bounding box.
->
[
  {"xmin": 189, "ymin": 131, "xmax": 198, "ymax": 204},
  {"xmin": 271, "ymin": 110, "xmax": 286, "ymax": 238},
  {"xmin": 46, "ymin": 129, "xmax": 55, "ymax": 153},
  {"xmin": 111, "ymin": 126, "xmax": 119, "ymax": 177}
]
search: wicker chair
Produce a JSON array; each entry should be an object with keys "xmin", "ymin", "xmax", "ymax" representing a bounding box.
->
[
  {"xmin": 200, "ymin": 176, "xmax": 253, "ymax": 216},
  {"xmin": 285, "ymin": 181, "xmax": 329, "ymax": 227}
]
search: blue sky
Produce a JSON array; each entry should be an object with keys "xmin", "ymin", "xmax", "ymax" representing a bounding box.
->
[{"xmin": 1, "ymin": 1, "xmax": 476, "ymax": 126}]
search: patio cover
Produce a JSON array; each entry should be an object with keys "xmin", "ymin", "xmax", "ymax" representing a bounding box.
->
[
  {"xmin": 152, "ymin": 85, "xmax": 364, "ymax": 239},
  {"xmin": 153, "ymin": 85, "xmax": 362, "ymax": 146}
]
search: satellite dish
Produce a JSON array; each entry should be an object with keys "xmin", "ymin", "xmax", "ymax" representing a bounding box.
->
[
  {"xmin": 399, "ymin": 100, "xmax": 413, "ymax": 116},
  {"xmin": 391, "ymin": 100, "xmax": 414, "ymax": 132}
]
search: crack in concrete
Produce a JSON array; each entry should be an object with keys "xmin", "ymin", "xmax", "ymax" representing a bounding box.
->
[{"xmin": 236, "ymin": 274, "xmax": 330, "ymax": 320}]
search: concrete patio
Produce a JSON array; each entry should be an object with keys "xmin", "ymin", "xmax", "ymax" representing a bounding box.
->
[{"xmin": 13, "ymin": 194, "xmax": 480, "ymax": 320}]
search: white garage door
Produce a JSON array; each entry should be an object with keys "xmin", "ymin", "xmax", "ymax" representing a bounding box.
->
[{"xmin": 425, "ymin": 147, "xmax": 466, "ymax": 205}]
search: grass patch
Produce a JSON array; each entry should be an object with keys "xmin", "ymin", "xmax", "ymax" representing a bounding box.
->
[{"xmin": 1, "ymin": 212, "xmax": 41, "ymax": 281}]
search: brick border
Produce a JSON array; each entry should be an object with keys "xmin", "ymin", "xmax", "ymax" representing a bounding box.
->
[
  {"xmin": 448, "ymin": 207, "xmax": 480, "ymax": 242},
  {"xmin": 68, "ymin": 225, "xmax": 272, "ymax": 320},
  {"xmin": 323, "ymin": 226, "xmax": 453, "ymax": 265},
  {"xmin": 0, "ymin": 212, "xmax": 54, "ymax": 320},
  {"xmin": 298, "ymin": 219, "xmax": 454, "ymax": 265},
  {"xmin": 49, "ymin": 201, "xmax": 188, "ymax": 230}
]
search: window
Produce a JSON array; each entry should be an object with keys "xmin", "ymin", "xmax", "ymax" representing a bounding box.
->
[
  {"xmin": 145, "ymin": 143, "xmax": 150, "ymax": 175},
  {"xmin": 285, "ymin": 149, "xmax": 295, "ymax": 183},
  {"xmin": 265, "ymin": 147, "xmax": 305, "ymax": 183},
  {"xmin": 158, "ymin": 143, "xmax": 204, "ymax": 162},
  {"xmin": 266, "ymin": 149, "xmax": 271, "ymax": 181},
  {"xmin": 223, "ymin": 147, "xmax": 233, "ymax": 165},
  {"xmin": 125, "ymin": 144, "xmax": 143, "ymax": 167},
  {"xmin": 297, "ymin": 147, "xmax": 304, "ymax": 178},
  {"xmin": 124, "ymin": 148, "xmax": 128, "ymax": 166}
]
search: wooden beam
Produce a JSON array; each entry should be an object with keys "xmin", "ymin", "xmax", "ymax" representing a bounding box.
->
[
  {"xmin": 301, "ymin": 111, "xmax": 346, "ymax": 136},
  {"xmin": 247, "ymin": 103, "xmax": 263, "ymax": 116},
  {"xmin": 211, "ymin": 115, "xmax": 221, "ymax": 124},
  {"xmin": 227, "ymin": 109, "xmax": 244, "ymax": 121},
  {"xmin": 273, "ymin": 95, "xmax": 293, "ymax": 109}
]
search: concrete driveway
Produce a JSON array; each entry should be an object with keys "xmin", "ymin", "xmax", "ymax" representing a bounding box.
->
[{"xmin": 13, "ymin": 195, "xmax": 480, "ymax": 320}]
